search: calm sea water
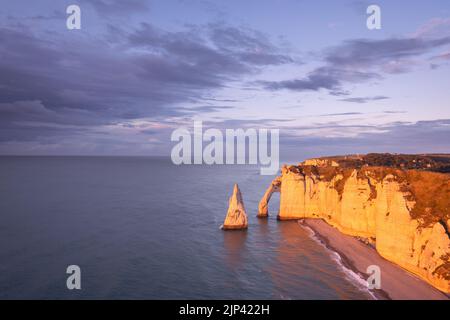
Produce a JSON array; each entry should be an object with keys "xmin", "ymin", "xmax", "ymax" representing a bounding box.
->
[{"xmin": 0, "ymin": 156, "xmax": 372, "ymax": 299}]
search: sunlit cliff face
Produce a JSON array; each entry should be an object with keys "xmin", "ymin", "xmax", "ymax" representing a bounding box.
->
[{"xmin": 259, "ymin": 155, "xmax": 450, "ymax": 293}]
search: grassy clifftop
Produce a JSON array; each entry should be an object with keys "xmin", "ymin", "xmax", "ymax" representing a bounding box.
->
[{"xmin": 317, "ymin": 153, "xmax": 450, "ymax": 173}]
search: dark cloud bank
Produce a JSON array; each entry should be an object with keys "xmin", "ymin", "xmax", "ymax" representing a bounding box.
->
[
  {"xmin": 260, "ymin": 36, "xmax": 450, "ymax": 94},
  {"xmin": 0, "ymin": 17, "xmax": 292, "ymax": 152},
  {"xmin": 0, "ymin": 2, "xmax": 449, "ymax": 156}
]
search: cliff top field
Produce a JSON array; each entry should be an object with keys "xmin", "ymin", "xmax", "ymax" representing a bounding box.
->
[{"xmin": 313, "ymin": 153, "xmax": 450, "ymax": 173}]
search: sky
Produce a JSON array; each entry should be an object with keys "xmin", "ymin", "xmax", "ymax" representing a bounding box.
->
[{"xmin": 0, "ymin": 0, "xmax": 450, "ymax": 161}]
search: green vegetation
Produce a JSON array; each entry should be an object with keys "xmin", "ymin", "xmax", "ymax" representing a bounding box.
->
[{"xmin": 320, "ymin": 153, "xmax": 450, "ymax": 173}]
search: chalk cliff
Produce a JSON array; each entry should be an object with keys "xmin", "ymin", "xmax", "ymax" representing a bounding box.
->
[
  {"xmin": 260, "ymin": 154, "xmax": 450, "ymax": 293},
  {"xmin": 222, "ymin": 184, "xmax": 248, "ymax": 230}
]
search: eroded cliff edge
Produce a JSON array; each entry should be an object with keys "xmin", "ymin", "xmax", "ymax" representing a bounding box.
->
[{"xmin": 259, "ymin": 154, "xmax": 450, "ymax": 293}]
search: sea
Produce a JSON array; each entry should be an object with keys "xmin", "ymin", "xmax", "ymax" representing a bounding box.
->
[{"xmin": 0, "ymin": 156, "xmax": 374, "ymax": 299}]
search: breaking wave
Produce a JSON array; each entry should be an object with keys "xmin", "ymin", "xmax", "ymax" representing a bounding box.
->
[{"xmin": 302, "ymin": 225, "xmax": 378, "ymax": 300}]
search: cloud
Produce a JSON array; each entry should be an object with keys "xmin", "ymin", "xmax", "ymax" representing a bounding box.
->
[
  {"xmin": 258, "ymin": 34, "xmax": 450, "ymax": 94},
  {"xmin": 208, "ymin": 24, "xmax": 294, "ymax": 65},
  {"xmin": 324, "ymin": 37, "xmax": 450, "ymax": 68},
  {"xmin": 0, "ymin": 100, "xmax": 53, "ymax": 116},
  {"xmin": 0, "ymin": 20, "xmax": 294, "ymax": 150},
  {"xmin": 318, "ymin": 112, "xmax": 364, "ymax": 117},
  {"xmin": 383, "ymin": 110, "xmax": 407, "ymax": 114},
  {"xmin": 413, "ymin": 18, "xmax": 450, "ymax": 38},
  {"xmin": 260, "ymin": 66, "xmax": 379, "ymax": 92},
  {"xmin": 178, "ymin": 105, "xmax": 235, "ymax": 113},
  {"xmin": 432, "ymin": 51, "xmax": 450, "ymax": 60},
  {"xmin": 339, "ymin": 96, "xmax": 389, "ymax": 104},
  {"xmin": 1, "ymin": 5, "xmax": 449, "ymax": 156},
  {"xmin": 127, "ymin": 22, "xmax": 293, "ymax": 72}
]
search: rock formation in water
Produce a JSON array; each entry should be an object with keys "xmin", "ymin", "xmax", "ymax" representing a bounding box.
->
[
  {"xmin": 222, "ymin": 184, "xmax": 248, "ymax": 230},
  {"xmin": 259, "ymin": 154, "xmax": 450, "ymax": 293},
  {"xmin": 257, "ymin": 176, "xmax": 281, "ymax": 218}
]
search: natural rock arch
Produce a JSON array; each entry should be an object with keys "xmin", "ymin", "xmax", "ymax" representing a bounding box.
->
[{"xmin": 257, "ymin": 176, "xmax": 281, "ymax": 218}]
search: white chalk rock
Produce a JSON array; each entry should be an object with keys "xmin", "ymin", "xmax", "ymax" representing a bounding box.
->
[{"xmin": 222, "ymin": 184, "xmax": 248, "ymax": 230}]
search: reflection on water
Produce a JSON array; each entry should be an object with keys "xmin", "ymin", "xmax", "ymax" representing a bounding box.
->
[
  {"xmin": 223, "ymin": 230, "xmax": 247, "ymax": 269},
  {"xmin": 256, "ymin": 216, "xmax": 270, "ymax": 235}
]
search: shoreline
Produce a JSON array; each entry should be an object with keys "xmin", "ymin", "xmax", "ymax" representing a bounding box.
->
[{"xmin": 298, "ymin": 218, "xmax": 449, "ymax": 300}]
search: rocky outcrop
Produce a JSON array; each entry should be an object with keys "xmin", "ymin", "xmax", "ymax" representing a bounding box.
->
[
  {"xmin": 260, "ymin": 156, "xmax": 450, "ymax": 293},
  {"xmin": 222, "ymin": 184, "xmax": 248, "ymax": 230},
  {"xmin": 257, "ymin": 176, "xmax": 281, "ymax": 217}
]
